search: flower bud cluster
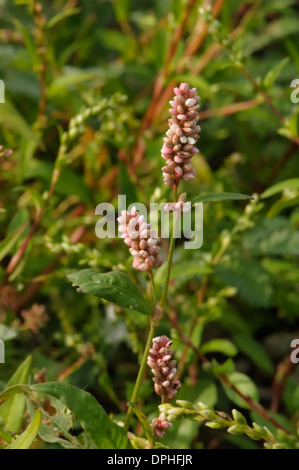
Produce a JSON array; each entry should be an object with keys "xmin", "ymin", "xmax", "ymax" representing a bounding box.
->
[
  {"xmin": 163, "ymin": 192, "xmax": 191, "ymax": 219},
  {"xmin": 151, "ymin": 413, "xmax": 172, "ymax": 438},
  {"xmin": 147, "ymin": 335, "xmax": 181, "ymax": 400},
  {"xmin": 161, "ymin": 83, "xmax": 201, "ymax": 187}
]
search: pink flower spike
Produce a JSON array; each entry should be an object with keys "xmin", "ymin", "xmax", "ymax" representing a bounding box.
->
[
  {"xmin": 161, "ymin": 83, "xmax": 201, "ymax": 187},
  {"xmin": 151, "ymin": 413, "xmax": 172, "ymax": 438},
  {"xmin": 147, "ymin": 335, "xmax": 181, "ymax": 400},
  {"xmin": 118, "ymin": 207, "xmax": 164, "ymax": 272}
]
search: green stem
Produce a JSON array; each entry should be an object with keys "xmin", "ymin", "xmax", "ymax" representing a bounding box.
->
[
  {"xmin": 159, "ymin": 230, "xmax": 175, "ymax": 310},
  {"xmin": 159, "ymin": 187, "xmax": 177, "ymax": 310},
  {"xmin": 148, "ymin": 271, "xmax": 157, "ymax": 304},
  {"xmin": 124, "ymin": 324, "xmax": 155, "ymax": 433}
]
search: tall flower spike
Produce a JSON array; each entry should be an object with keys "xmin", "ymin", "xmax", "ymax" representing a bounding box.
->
[
  {"xmin": 147, "ymin": 335, "xmax": 181, "ymax": 400},
  {"xmin": 117, "ymin": 206, "xmax": 164, "ymax": 272},
  {"xmin": 161, "ymin": 83, "xmax": 201, "ymax": 187}
]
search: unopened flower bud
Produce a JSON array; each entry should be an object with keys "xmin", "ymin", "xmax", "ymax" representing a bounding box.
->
[
  {"xmin": 151, "ymin": 413, "xmax": 172, "ymax": 438},
  {"xmin": 117, "ymin": 207, "xmax": 164, "ymax": 272},
  {"xmin": 147, "ymin": 335, "xmax": 181, "ymax": 400}
]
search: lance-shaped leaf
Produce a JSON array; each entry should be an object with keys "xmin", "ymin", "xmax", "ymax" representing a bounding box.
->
[
  {"xmin": 67, "ymin": 269, "xmax": 152, "ymax": 316},
  {"xmin": 0, "ymin": 356, "xmax": 32, "ymax": 432},
  {"xmin": 260, "ymin": 178, "xmax": 299, "ymax": 199},
  {"xmin": 192, "ymin": 192, "xmax": 253, "ymax": 204},
  {"xmin": 7, "ymin": 409, "xmax": 42, "ymax": 449},
  {"xmin": 32, "ymin": 382, "xmax": 128, "ymax": 449}
]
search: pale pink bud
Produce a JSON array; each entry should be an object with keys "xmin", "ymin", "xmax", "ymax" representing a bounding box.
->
[
  {"xmin": 118, "ymin": 208, "xmax": 164, "ymax": 272},
  {"xmin": 151, "ymin": 414, "xmax": 172, "ymax": 438},
  {"xmin": 161, "ymin": 83, "xmax": 201, "ymax": 187},
  {"xmin": 147, "ymin": 335, "xmax": 181, "ymax": 400}
]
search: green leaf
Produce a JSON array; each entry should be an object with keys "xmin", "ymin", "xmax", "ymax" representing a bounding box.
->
[
  {"xmin": 48, "ymin": 69, "xmax": 107, "ymax": 98},
  {"xmin": 13, "ymin": 19, "xmax": 39, "ymax": 66},
  {"xmin": 172, "ymin": 419, "xmax": 201, "ymax": 449},
  {"xmin": 171, "ymin": 0, "xmax": 183, "ymax": 20},
  {"xmin": 250, "ymin": 410, "xmax": 297, "ymax": 437},
  {"xmin": 118, "ymin": 161, "xmax": 138, "ymax": 206},
  {"xmin": 172, "ymin": 74, "xmax": 214, "ymax": 100},
  {"xmin": 285, "ymin": 38, "xmax": 299, "ymax": 73},
  {"xmin": 96, "ymin": 29, "xmax": 130, "ymax": 55},
  {"xmin": 12, "ymin": 187, "xmax": 44, "ymax": 213},
  {"xmin": 283, "ymin": 381, "xmax": 299, "ymax": 415},
  {"xmin": 0, "ymin": 385, "xmax": 30, "ymax": 402},
  {"xmin": 242, "ymin": 217, "xmax": 299, "ymax": 256},
  {"xmin": 0, "ymin": 428, "xmax": 12, "ymax": 444},
  {"xmin": 113, "ymin": 0, "xmax": 131, "ymax": 23},
  {"xmin": 267, "ymin": 196, "xmax": 299, "ymax": 218},
  {"xmin": 154, "ymin": 261, "xmax": 212, "ymax": 287},
  {"xmin": 192, "ymin": 192, "xmax": 253, "ymax": 204},
  {"xmin": 0, "ymin": 222, "xmax": 28, "ymax": 263},
  {"xmin": 232, "ymin": 408, "xmax": 247, "ymax": 425},
  {"xmin": 203, "ymin": 358, "xmax": 235, "ymax": 376},
  {"xmin": 67, "ymin": 269, "xmax": 153, "ymax": 316},
  {"xmin": 153, "ymin": 29, "xmax": 166, "ymax": 69},
  {"xmin": 277, "ymin": 126, "xmax": 293, "ymax": 139},
  {"xmin": 27, "ymin": 398, "xmax": 79, "ymax": 449},
  {"xmin": 0, "ymin": 356, "xmax": 32, "ymax": 433},
  {"xmin": 216, "ymin": 259, "xmax": 273, "ymax": 307},
  {"xmin": 201, "ymin": 339, "xmax": 238, "ymax": 357},
  {"xmin": 7, "ymin": 409, "xmax": 42, "ymax": 449},
  {"xmin": 46, "ymin": 8, "xmax": 81, "ymax": 29},
  {"xmin": 170, "ymin": 263, "xmax": 213, "ymax": 280},
  {"xmin": 222, "ymin": 372, "xmax": 259, "ymax": 409},
  {"xmin": 263, "ymin": 57, "xmax": 289, "ymax": 89},
  {"xmin": 196, "ymin": 380, "xmax": 218, "ymax": 408},
  {"xmin": 0, "ymin": 101, "xmax": 40, "ymax": 144},
  {"xmin": 7, "ymin": 208, "xmax": 30, "ymax": 235},
  {"xmin": 31, "ymin": 382, "xmax": 128, "ymax": 449},
  {"xmin": 234, "ymin": 333, "xmax": 274, "ymax": 375},
  {"xmin": 287, "ymin": 111, "xmax": 298, "ymax": 138},
  {"xmin": 225, "ymin": 433, "xmax": 260, "ymax": 449},
  {"xmin": 261, "ymin": 178, "xmax": 299, "ymax": 199},
  {"xmin": 23, "ymin": 160, "xmax": 92, "ymax": 204}
]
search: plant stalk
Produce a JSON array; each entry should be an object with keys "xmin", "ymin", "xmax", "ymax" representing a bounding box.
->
[
  {"xmin": 124, "ymin": 188, "xmax": 178, "ymax": 432},
  {"xmin": 124, "ymin": 324, "xmax": 155, "ymax": 433}
]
